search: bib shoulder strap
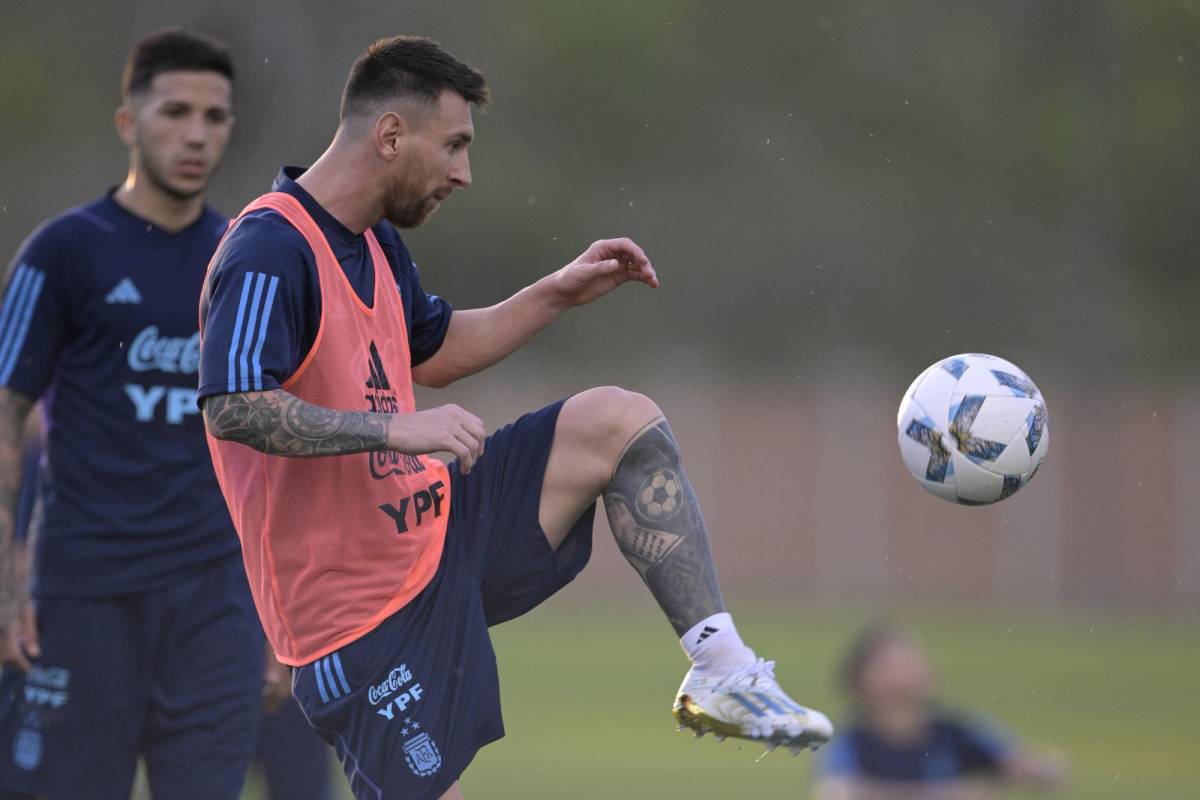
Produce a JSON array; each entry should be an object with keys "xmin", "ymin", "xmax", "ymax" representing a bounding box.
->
[{"xmin": 236, "ymin": 193, "xmax": 332, "ymax": 265}]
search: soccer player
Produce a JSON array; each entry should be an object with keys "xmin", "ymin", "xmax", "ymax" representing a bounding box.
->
[
  {"xmin": 197, "ymin": 35, "xmax": 833, "ymax": 800},
  {"xmin": 0, "ymin": 30, "xmax": 267, "ymax": 800},
  {"xmin": 812, "ymin": 623, "xmax": 1066, "ymax": 800}
]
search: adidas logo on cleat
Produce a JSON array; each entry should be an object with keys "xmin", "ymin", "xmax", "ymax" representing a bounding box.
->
[{"xmin": 695, "ymin": 626, "xmax": 718, "ymax": 644}]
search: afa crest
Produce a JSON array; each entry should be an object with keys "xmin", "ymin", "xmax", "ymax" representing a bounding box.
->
[{"xmin": 403, "ymin": 732, "xmax": 442, "ymax": 777}]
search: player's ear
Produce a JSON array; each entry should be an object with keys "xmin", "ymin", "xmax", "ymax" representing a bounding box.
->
[
  {"xmin": 374, "ymin": 111, "xmax": 408, "ymax": 161},
  {"xmin": 115, "ymin": 102, "xmax": 136, "ymax": 147}
]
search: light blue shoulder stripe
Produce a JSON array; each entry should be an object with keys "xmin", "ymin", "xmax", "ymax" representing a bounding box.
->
[
  {"xmin": 226, "ymin": 273, "xmax": 254, "ymax": 392},
  {"xmin": 238, "ymin": 273, "xmax": 267, "ymax": 392},
  {"xmin": 0, "ymin": 266, "xmax": 46, "ymax": 385},
  {"xmin": 0, "ymin": 266, "xmax": 35, "ymax": 372},
  {"xmin": 250, "ymin": 275, "xmax": 279, "ymax": 391}
]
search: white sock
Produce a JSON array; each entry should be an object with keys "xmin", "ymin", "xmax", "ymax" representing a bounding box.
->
[{"xmin": 680, "ymin": 612, "xmax": 756, "ymax": 670}]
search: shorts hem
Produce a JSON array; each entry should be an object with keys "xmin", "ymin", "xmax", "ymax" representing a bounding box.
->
[{"xmin": 428, "ymin": 724, "xmax": 505, "ymax": 799}]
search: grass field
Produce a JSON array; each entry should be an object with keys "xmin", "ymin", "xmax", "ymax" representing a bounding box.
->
[{"xmin": 242, "ymin": 599, "xmax": 1200, "ymax": 799}]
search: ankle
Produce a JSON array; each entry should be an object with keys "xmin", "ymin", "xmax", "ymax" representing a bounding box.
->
[{"xmin": 681, "ymin": 613, "xmax": 756, "ymax": 670}]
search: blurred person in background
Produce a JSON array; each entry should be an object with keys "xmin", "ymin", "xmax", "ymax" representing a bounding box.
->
[
  {"xmin": 0, "ymin": 29, "xmax": 324, "ymax": 799},
  {"xmin": 813, "ymin": 622, "xmax": 1066, "ymax": 800},
  {"xmin": 9, "ymin": 432, "xmax": 332, "ymax": 800}
]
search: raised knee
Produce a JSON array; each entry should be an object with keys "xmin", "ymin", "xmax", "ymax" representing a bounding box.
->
[{"xmin": 566, "ymin": 386, "xmax": 662, "ymax": 447}]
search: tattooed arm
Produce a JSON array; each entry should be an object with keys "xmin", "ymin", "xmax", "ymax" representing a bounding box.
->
[
  {"xmin": 0, "ymin": 387, "xmax": 34, "ymax": 670},
  {"xmin": 202, "ymin": 389, "xmax": 488, "ymax": 471}
]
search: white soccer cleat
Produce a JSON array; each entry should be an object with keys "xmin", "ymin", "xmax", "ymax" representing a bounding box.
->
[{"xmin": 673, "ymin": 658, "xmax": 833, "ymax": 753}]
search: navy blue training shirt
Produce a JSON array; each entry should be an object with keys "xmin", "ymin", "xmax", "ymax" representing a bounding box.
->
[
  {"xmin": 0, "ymin": 193, "xmax": 240, "ymax": 597},
  {"xmin": 198, "ymin": 167, "xmax": 452, "ymax": 400},
  {"xmin": 817, "ymin": 711, "xmax": 1013, "ymax": 783}
]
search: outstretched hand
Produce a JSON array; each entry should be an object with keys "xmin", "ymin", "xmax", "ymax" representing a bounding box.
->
[{"xmin": 547, "ymin": 238, "xmax": 658, "ymax": 308}]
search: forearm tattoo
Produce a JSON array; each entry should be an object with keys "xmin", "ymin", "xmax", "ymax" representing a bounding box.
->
[
  {"xmin": 603, "ymin": 418, "xmax": 726, "ymax": 635},
  {"xmin": 203, "ymin": 390, "xmax": 390, "ymax": 457},
  {"xmin": 0, "ymin": 389, "xmax": 33, "ymax": 624}
]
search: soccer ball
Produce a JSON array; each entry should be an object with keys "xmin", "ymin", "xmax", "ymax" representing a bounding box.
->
[
  {"xmin": 637, "ymin": 469, "xmax": 682, "ymax": 520},
  {"xmin": 896, "ymin": 353, "xmax": 1049, "ymax": 505}
]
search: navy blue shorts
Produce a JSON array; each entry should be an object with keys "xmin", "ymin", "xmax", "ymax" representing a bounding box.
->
[
  {"xmin": 292, "ymin": 399, "xmax": 594, "ymax": 800},
  {"xmin": 0, "ymin": 553, "xmax": 264, "ymax": 800}
]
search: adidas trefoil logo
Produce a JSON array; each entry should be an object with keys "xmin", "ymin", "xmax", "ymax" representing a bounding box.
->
[
  {"xmin": 105, "ymin": 278, "xmax": 142, "ymax": 304},
  {"xmin": 696, "ymin": 626, "xmax": 719, "ymax": 645}
]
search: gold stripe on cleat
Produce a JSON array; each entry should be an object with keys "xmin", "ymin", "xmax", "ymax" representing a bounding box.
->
[
  {"xmin": 673, "ymin": 694, "xmax": 830, "ymax": 752},
  {"xmin": 673, "ymin": 695, "xmax": 748, "ymax": 740}
]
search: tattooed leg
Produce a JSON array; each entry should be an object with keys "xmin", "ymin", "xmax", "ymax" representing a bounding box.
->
[{"xmin": 604, "ymin": 419, "xmax": 725, "ymax": 636}]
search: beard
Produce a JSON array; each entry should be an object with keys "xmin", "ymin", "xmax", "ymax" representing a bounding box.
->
[
  {"xmin": 384, "ymin": 194, "xmax": 438, "ymax": 230},
  {"xmin": 135, "ymin": 131, "xmax": 218, "ymax": 202}
]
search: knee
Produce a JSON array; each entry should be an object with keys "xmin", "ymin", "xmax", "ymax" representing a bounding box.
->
[{"xmin": 563, "ymin": 386, "xmax": 662, "ymax": 450}]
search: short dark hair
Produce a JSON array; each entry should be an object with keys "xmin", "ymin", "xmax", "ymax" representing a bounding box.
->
[
  {"xmin": 122, "ymin": 29, "xmax": 234, "ymax": 99},
  {"xmin": 340, "ymin": 35, "xmax": 488, "ymax": 119}
]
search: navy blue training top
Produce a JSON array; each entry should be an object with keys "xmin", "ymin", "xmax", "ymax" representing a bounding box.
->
[
  {"xmin": 817, "ymin": 711, "xmax": 1013, "ymax": 783},
  {"xmin": 197, "ymin": 167, "xmax": 452, "ymax": 400},
  {"xmin": 0, "ymin": 193, "xmax": 240, "ymax": 597}
]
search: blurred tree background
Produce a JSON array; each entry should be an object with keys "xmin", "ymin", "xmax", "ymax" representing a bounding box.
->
[{"xmin": 3, "ymin": 0, "xmax": 1198, "ymax": 386}]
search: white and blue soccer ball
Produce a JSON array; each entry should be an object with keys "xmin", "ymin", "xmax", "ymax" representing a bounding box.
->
[{"xmin": 897, "ymin": 353, "xmax": 1049, "ymax": 505}]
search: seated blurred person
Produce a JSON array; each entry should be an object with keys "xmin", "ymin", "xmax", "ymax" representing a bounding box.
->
[{"xmin": 813, "ymin": 622, "xmax": 1065, "ymax": 800}]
